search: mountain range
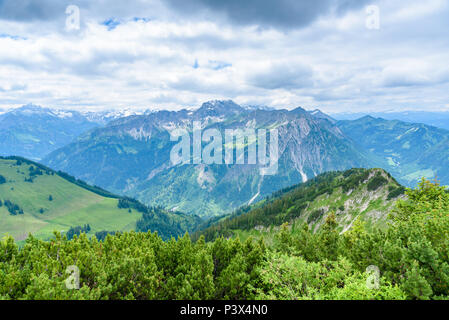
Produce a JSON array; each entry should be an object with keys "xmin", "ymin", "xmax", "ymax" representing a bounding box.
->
[
  {"xmin": 337, "ymin": 116, "xmax": 449, "ymax": 185},
  {"xmin": 0, "ymin": 104, "xmax": 158, "ymax": 160},
  {"xmin": 1, "ymin": 100, "xmax": 448, "ymax": 218},
  {"xmin": 0, "ymin": 104, "xmax": 100, "ymax": 160},
  {"xmin": 333, "ymin": 111, "xmax": 449, "ymax": 131},
  {"xmin": 42, "ymin": 100, "xmax": 372, "ymax": 216}
]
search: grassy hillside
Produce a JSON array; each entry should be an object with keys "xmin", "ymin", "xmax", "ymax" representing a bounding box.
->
[
  {"xmin": 0, "ymin": 158, "xmax": 140, "ymax": 241},
  {"xmin": 194, "ymin": 168, "xmax": 406, "ymax": 241},
  {"xmin": 0, "ymin": 157, "xmax": 200, "ymax": 241}
]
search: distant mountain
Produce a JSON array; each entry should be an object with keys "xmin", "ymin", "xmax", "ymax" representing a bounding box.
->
[
  {"xmin": 337, "ymin": 116, "xmax": 449, "ymax": 186},
  {"xmin": 333, "ymin": 111, "xmax": 449, "ymax": 131},
  {"xmin": 0, "ymin": 104, "xmax": 100, "ymax": 160},
  {"xmin": 0, "ymin": 104, "xmax": 156, "ymax": 160},
  {"xmin": 194, "ymin": 168, "xmax": 405, "ymax": 241},
  {"xmin": 43, "ymin": 100, "xmax": 372, "ymax": 217},
  {"xmin": 81, "ymin": 108, "xmax": 149, "ymax": 125},
  {"xmin": 0, "ymin": 156, "xmax": 200, "ymax": 241},
  {"xmin": 242, "ymin": 105, "xmax": 276, "ymax": 111},
  {"xmin": 193, "ymin": 100, "xmax": 245, "ymax": 118}
]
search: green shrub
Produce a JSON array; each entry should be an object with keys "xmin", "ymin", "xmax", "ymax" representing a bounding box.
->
[
  {"xmin": 367, "ymin": 174, "xmax": 388, "ymax": 191},
  {"xmin": 307, "ymin": 209, "xmax": 324, "ymax": 224},
  {"xmin": 387, "ymin": 186, "xmax": 406, "ymax": 200}
]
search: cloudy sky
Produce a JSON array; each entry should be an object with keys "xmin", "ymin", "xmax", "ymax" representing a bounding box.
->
[{"xmin": 0, "ymin": 0, "xmax": 448, "ymax": 113}]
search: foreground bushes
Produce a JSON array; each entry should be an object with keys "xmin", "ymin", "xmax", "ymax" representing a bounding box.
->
[
  {"xmin": 255, "ymin": 253, "xmax": 406, "ymax": 300},
  {"xmin": 0, "ymin": 232, "xmax": 264, "ymax": 300},
  {"xmin": 269, "ymin": 178, "xmax": 449, "ymax": 300},
  {"xmin": 0, "ymin": 178, "xmax": 448, "ymax": 300}
]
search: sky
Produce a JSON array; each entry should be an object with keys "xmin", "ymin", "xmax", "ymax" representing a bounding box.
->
[{"xmin": 0, "ymin": 0, "xmax": 448, "ymax": 113}]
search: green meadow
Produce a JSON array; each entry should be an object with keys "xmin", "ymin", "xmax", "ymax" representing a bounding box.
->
[{"xmin": 0, "ymin": 159, "xmax": 140, "ymax": 241}]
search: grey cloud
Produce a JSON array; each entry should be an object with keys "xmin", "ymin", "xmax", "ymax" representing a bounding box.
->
[
  {"xmin": 0, "ymin": 84, "xmax": 27, "ymax": 92},
  {"xmin": 169, "ymin": 74, "xmax": 245, "ymax": 97},
  {"xmin": 381, "ymin": 67, "xmax": 449, "ymax": 89},
  {"xmin": 247, "ymin": 63, "xmax": 314, "ymax": 90},
  {"xmin": 0, "ymin": 0, "xmax": 373, "ymax": 30},
  {"xmin": 0, "ymin": 90, "xmax": 53, "ymax": 106},
  {"xmin": 381, "ymin": 73, "xmax": 449, "ymax": 89},
  {"xmin": 0, "ymin": 0, "xmax": 448, "ymax": 114},
  {"xmin": 310, "ymin": 90, "xmax": 357, "ymax": 102},
  {"xmin": 0, "ymin": 42, "xmax": 170, "ymax": 79},
  {"xmin": 0, "ymin": 0, "xmax": 159, "ymax": 25},
  {"xmin": 382, "ymin": 76, "xmax": 429, "ymax": 88},
  {"xmin": 165, "ymin": 0, "xmax": 373, "ymax": 29},
  {"xmin": 0, "ymin": 0, "xmax": 71, "ymax": 21}
]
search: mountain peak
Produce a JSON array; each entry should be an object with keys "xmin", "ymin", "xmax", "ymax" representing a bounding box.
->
[
  {"xmin": 19, "ymin": 103, "xmax": 44, "ymax": 111},
  {"xmin": 359, "ymin": 115, "xmax": 377, "ymax": 121},
  {"xmin": 289, "ymin": 106, "xmax": 309, "ymax": 116},
  {"xmin": 11, "ymin": 103, "xmax": 52, "ymax": 116},
  {"xmin": 242, "ymin": 105, "xmax": 275, "ymax": 111},
  {"xmin": 310, "ymin": 109, "xmax": 323, "ymax": 115},
  {"xmin": 195, "ymin": 100, "xmax": 245, "ymax": 117},
  {"xmin": 308, "ymin": 109, "xmax": 336, "ymax": 124},
  {"xmin": 200, "ymin": 99, "xmax": 242, "ymax": 110}
]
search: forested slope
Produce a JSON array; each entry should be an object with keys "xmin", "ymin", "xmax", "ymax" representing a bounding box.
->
[{"xmin": 195, "ymin": 168, "xmax": 405, "ymax": 241}]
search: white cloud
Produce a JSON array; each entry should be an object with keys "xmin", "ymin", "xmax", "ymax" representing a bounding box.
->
[
  {"xmin": 389, "ymin": 0, "xmax": 448, "ymax": 22},
  {"xmin": 0, "ymin": 0, "xmax": 448, "ymax": 113}
]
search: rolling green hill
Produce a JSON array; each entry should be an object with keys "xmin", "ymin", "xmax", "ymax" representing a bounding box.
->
[
  {"xmin": 194, "ymin": 168, "xmax": 406, "ymax": 242},
  {"xmin": 0, "ymin": 157, "xmax": 200, "ymax": 241}
]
